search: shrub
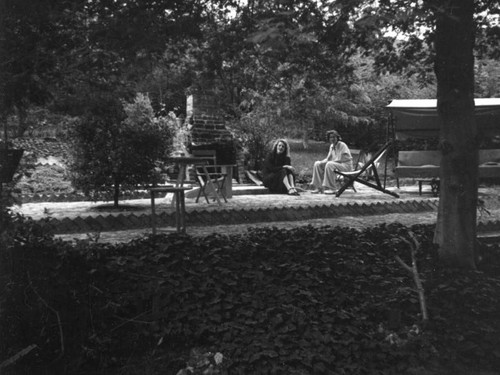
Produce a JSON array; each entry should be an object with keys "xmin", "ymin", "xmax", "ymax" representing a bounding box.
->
[
  {"xmin": 69, "ymin": 93, "xmax": 174, "ymax": 206},
  {"xmin": 2, "ymin": 222, "xmax": 500, "ymax": 374}
]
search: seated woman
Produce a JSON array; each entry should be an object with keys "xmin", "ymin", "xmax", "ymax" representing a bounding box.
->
[
  {"xmin": 262, "ymin": 139, "xmax": 299, "ymax": 196},
  {"xmin": 310, "ymin": 130, "xmax": 353, "ymax": 194}
]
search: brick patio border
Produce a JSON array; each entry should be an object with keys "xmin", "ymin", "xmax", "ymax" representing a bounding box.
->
[{"xmin": 34, "ymin": 199, "xmax": 442, "ymax": 234}]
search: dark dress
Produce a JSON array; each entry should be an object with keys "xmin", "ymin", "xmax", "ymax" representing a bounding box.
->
[{"xmin": 262, "ymin": 153, "xmax": 295, "ymax": 194}]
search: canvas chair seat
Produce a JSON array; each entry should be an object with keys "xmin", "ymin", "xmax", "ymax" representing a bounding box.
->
[{"xmin": 334, "ymin": 141, "xmax": 399, "ymax": 198}]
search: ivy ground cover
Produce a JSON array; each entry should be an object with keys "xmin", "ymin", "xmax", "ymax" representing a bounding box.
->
[{"xmin": 2, "ymin": 221, "xmax": 500, "ymax": 374}]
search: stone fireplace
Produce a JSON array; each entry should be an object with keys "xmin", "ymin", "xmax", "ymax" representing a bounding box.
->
[{"xmin": 184, "ymin": 92, "xmax": 244, "ymax": 182}]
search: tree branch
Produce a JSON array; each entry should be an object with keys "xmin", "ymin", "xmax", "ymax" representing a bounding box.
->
[
  {"xmin": 28, "ymin": 275, "xmax": 65, "ymax": 360},
  {"xmin": 0, "ymin": 345, "xmax": 38, "ymax": 370},
  {"xmin": 396, "ymin": 233, "xmax": 429, "ymax": 323}
]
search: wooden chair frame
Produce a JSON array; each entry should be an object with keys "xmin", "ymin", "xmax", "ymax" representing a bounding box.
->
[
  {"xmin": 194, "ymin": 164, "xmax": 228, "ymax": 204},
  {"xmin": 334, "ymin": 141, "xmax": 399, "ymax": 198},
  {"xmin": 191, "ymin": 149, "xmax": 228, "ymax": 204}
]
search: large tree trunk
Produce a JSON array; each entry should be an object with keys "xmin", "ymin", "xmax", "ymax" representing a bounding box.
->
[{"xmin": 432, "ymin": 0, "xmax": 477, "ymax": 269}]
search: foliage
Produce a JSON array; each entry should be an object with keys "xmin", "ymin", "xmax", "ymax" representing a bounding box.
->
[
  {"xmin": 3, "ymin": 0, "xmax": 500, "ymax": 158},
  {"xmin": 287, "ymin": 140, "xmax": 331, "ymax": 182},
  {"xmin": 0, "ymin": 209, "xmax": 97, "ymax": 374},
  {"xmin": 2, "ymin": 0, "xmax": 500, "ymax": 118},
  {"xmin": 0, "ymin": 0, "xmax": 59, "ymax": 116},
  {"xmin": 230, "ymin": 73, "xmax": 393, "ymax": 171},
  {"xmin": 16, "ymin": 163, "xmax": 74, "ymax": 196},
  {"xmin": 4, "ymin": 106, "xmax": 80, "ymax": 139},
  {"xmin": 2, "ymin": 221, "xmax": 500, "ymax": 374},
  {"xmin": 475, "ymin": 58, "xmax": 500, "ymax": 98},
  {"xmin": 228, "ymin": 91, "xmax": 283, "ymax": 170},
  {"xmin": 3, "ymin": 0, "xmax": 500, "ymax": 272},
  {"xmin": 69, "ymin": 93, "xmax": 174, "ymax": 206}
]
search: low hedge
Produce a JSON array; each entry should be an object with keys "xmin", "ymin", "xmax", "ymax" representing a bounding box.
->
[{"xmin": 1, "ymin": 210, "xmax": 500, "ymax": 374}]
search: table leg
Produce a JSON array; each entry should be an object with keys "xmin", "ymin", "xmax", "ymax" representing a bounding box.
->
[
  {"xmin": 222, "ymin": 166, "xmax": 233, "ymax": 199},
  {"xmin": 174, "ymin": 191, "xmax": 180, "ymax": 232},
  {"xmin": 175, "ymin": 165, "xmax": 186, "ymax": 187},
  {"xmin": 180, "ymin": 190, "xmax": 186, "ymax": 233},
  {"xmin": 171, "ymin": 164, "xmax": 187, "ymax": 206},
  {"xmin": 150, "ymin": 190, "xmax": 156, "ymax": 235}
]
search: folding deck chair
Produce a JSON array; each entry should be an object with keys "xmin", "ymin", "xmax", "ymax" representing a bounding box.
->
[
  {"xmin": 335, "ymin": 148, "xmax": 367, "ymax": 193},
  {"xmin": 192, "ymin": 149, "xmax": 229, "ymax": 204},
  {"xmin": 334, "ymin": 141, "xmax": 399, "ymax": 198}
]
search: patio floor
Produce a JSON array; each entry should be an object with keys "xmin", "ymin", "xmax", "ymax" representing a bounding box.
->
[{"xmin": 13, "ymin": 181, "xmax": 500, "ymax": 243}]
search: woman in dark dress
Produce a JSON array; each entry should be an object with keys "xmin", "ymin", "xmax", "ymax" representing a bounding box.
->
[{"xmin": 262, "ymin": 139, "xmax": 299, "ymax": 195}]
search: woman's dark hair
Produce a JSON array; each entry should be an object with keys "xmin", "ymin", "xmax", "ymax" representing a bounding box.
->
[
  {"xmin": 326, "ymin": 130, "xmax": 342, "ymax": 141},
  {"xmin": 272, "ymin": 139, "xmax": 290, "ymax": 157}
]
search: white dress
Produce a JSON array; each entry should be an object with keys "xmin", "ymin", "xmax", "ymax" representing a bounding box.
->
[{"xmin": 311, "ymin": 141, "xmax": 353, "ymax": 190}]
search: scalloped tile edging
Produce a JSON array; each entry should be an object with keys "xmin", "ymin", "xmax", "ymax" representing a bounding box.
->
[
  {"xmin": 20, "ymin": 191, "xmax": 151, "ymax": 203},
  {"xmin": 34, "ymin": 198, "xmax": 441, "ymax": 235}
]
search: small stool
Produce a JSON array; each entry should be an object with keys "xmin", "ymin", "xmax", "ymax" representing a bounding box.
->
[{"xmin": 149, "ymin": 186, "xmax": 192, "ymax": 234}]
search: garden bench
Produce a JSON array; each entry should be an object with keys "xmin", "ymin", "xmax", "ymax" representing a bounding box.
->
[{"xmin": 395, "ymin": 149, "xmax": 500, "ymax": 194}]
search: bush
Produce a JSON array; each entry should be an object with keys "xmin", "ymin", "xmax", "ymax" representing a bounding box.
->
[
  {"xmin": 69, "ymin": 93, "xmax": 174, "ymax": 206},
  {"xmin": 2, "ymin": 221, "xmax": 500, "ymax": 374}
]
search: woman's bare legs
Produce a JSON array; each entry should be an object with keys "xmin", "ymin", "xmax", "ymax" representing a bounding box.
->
[
  {"xmin": 282, "ymin": 175, "xmax": 293, "ymax": 191},
  {"xmin": 283, "ymin": 174, "xmax": 299, "ymax": 195},
  {"xmin": 285, "ymin": 174, "xmax": 299, "ymax": 194}
]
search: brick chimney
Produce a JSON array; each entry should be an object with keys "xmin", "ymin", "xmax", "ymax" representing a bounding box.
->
[
  {"xmin": 186, "ymin": 92, "xmax": 232, "ymax": 145},
  {"xmin": 185, "ymin": 92, "xmax": 245, "ymax": 182}
]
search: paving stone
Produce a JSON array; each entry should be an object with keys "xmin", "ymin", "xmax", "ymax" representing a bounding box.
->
[
  {"xmin": 115, "ymin": 214, "xmax": 131, "ymax": 228},
  {"xmin": 83, "ymin": 216, "xmax": 100, "ymax": 231},
  {"xmin": 72, "ymin": 216, "xmax": 92, "ymax": 233},
  {"xmin": 371, "ymin": 202, "xmax": 386, "ymax": 215},
  {"xmin": 18, "ymin": 186, "xmax": 500, "ymax": 238},
  {"xmin": 185, "ymin": 210, "xmax": 202, "ymax": 225},
  {"xmin": 93, "ymin": 215, "xmax": 109, "ymax": 231},
  {"xmin": 333, "ymin": 204, "xmax": 350, "ymax": 217},
  {"xmin": 43, "ymin": 219, "xmax": 58, "ymax": 234},
  {"xmin": 290, "ymin": 208, "xmax": 304, "ymax": 221},
  {"xmin": 359, "ymin": 203, "xmax": 375, "ymax": 215},
  {"xmin": 106, "ymin": 215, "xmax": 123, "ymax": 230},
  {"xmin": 151, "ymin": 212, "xmax": 169, "ymax": 229},
  {"xmin": 126, "ymin": 214, "xmax": 143, "ymax": 228},
  {"xmin": 142, "ymin": 213, "xmax": 156, "ymax": 228},
  {"xmin": 375, "ymin": 202, "xmax": 391, "ymax": 214},
  {"xmin": 398, "ymin": 202, "xmax": 412, "ymax": 213}
]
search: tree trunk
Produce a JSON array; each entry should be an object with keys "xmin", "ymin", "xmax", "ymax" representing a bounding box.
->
[
  {"xmin": 302, "ymin": 128, "xmax": 309, "ymax": 150},
  {"xmin": 432, "ymin": 0, "xmax": 477, "ymax": 269},
  {"xmin": 16, "ymin": 106, "xmax": 28, "ymax": 137},
  {"xmin": 113, "ymin": 179, "xmax": 120, "ymax": 208}
]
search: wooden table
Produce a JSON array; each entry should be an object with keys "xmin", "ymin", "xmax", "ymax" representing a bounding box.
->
[
  {"xmin": 149, "ymin": 186, "xmax": 192, "ymax": 234},
  {"xmin": 166, "ymin": 156, "xmax": 212, "ymax": 185}
]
